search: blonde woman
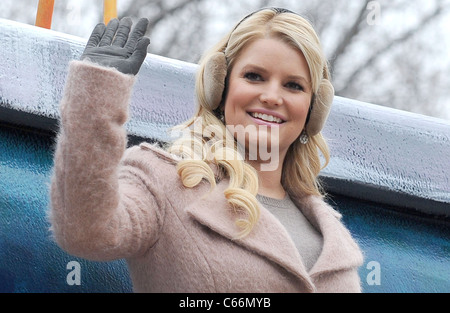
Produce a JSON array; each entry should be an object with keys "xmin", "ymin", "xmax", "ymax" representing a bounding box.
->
[{"xmin": 50, "ymin": 8, "xmax": 363, "ymax": 293}]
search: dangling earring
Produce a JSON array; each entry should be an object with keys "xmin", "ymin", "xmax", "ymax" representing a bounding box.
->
[
  {"xmin": 214, "ymin": 108, "xmax": 225, "ymax": 123},
  {"xmin": 299, "ymin": 129, "xmax": 309, "ymax": 145},
  {"xmin": 219, "ymin": 110, "xmax": 225, "ymax": 123}
]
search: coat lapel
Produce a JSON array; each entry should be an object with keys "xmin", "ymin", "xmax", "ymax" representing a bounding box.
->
[
  {"xmin": 185, "ymin": 181, "xmax": 315, "ymax": 292},
  {"xmin": 141, "ymin": 142, "xmax": 362, "ymax": 287},
  {"xmin": 291, "ymin": 195, "xmax": 364, "ymax": 278},
  {"xmin": 185, "ymin": 180, "xmax": 363, "ymax": 291}
]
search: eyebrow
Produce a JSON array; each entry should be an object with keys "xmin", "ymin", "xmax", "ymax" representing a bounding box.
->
[{"xmin": 242, "ymin": 64, "xmax": 311, "ymax": 86}]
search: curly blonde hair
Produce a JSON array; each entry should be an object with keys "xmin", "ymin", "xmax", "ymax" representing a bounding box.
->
[{"xmin": 168, "ymin": 8, "xmax": 331, "ymax": 238}]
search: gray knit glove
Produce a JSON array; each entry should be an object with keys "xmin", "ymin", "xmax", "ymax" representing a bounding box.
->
[{"xmin": 81, "ymin": 17, "xmax": 150, "ymax": 75}]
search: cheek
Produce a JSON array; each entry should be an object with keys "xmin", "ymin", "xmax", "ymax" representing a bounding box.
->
[
  {"xmin": 291, "ymin": 97, "xmax": 312, "ymax": 126},
  {"xmin": 224, "ymin": 83, "xmax": 252, "ymax": 119},
  {"xmin": 282, "ymin": 99, "xmax": 311, "ymax": 143},
  {"xmin": 223, "ymin": 96, "xmax": 237, "ymax": 124}
]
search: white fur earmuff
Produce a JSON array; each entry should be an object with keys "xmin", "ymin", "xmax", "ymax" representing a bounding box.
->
[
  {"xmin": 306, "ymin": 79, "xmax": 334, "ymax": 136},
  {"xmin": 203, "ymin": 52, "xmax": 228, "ymax": 110}
]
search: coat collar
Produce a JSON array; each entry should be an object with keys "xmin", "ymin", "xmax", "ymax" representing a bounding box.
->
[
  {"xmin": 185, "ymin": 181, "xmax": 315, "ymax": 292},
  {"xmin": 290, "ymin": 194, "xmax": 364, "ymax": 278},
  {"xmin": 185, "ymin": 181, "xmax": 363, "ymax": 291},
  {"xmin": 141, "ymin": 143, "xmax": 363, "ymax": 287}
]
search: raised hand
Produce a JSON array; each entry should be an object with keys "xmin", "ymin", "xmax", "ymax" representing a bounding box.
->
[{"xmin": 81, "ymin": 17, "xmax": 150, "ymax": 75}]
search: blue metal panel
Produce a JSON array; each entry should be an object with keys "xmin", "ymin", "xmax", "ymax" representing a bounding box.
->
[
  {"xmin": 1, "ymin": 124, "xmax": 448, "ymax": 293},
  {"xmin": 331, "ymin": 195, "xmax": 449, "ymax": 293},
  {"xmin": 0, "ymin": 125, "xmax": 132, "ymax": 293}
]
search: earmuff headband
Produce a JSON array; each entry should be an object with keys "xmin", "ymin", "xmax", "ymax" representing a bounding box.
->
[{"xmin": 203, "ymin": 7, "xmax": 334, "ymax": 137}]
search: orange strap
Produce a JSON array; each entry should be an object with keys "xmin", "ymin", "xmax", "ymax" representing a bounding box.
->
[
  {"xmin": 104, "ymin": 0, "xmax": 118, "ymax": 24},
  {"xmin": 35, "ymin": 0, "xmax": 55, "ymax": 29}
]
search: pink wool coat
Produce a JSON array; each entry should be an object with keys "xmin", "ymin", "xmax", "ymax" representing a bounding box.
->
[{"xmin": 49, "ymin": 60, "xmax": 364, "ymax": 293}]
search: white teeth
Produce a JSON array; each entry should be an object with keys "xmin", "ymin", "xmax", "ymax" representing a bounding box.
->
[{"xmin": 251, "ymin": 112, "xmax": 283, "ymax": 124}]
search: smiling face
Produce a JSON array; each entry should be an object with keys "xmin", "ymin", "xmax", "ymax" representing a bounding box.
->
[{"xmin": 223, "ymin": 37, "xmax": 313, "ymax": 168}]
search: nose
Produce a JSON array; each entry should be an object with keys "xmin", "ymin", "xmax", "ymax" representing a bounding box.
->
[{"xmin": 259, "ymin": 82, "xmax": 283, "ymax": 106}]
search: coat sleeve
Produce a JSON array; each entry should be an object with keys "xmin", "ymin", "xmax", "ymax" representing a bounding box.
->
[{"xmin": 49, "ymin": 60, "xmax": 165, "ymax": 261}]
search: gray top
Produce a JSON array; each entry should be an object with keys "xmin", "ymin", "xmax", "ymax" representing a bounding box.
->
[{"xmin": 256, "ymin": 194, "xmax": 323, "ymax": 272}]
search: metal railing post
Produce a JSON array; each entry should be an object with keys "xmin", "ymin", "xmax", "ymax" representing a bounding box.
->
[
  {"xmin": 35, "ymin": 0, "xmax": 55, "ymax": 29},
  {"xmin": 104, "ymin": 0, "xmax": 118, "ymax": 24}
]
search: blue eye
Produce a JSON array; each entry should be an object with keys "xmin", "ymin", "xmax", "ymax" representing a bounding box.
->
[
  {"xmin": 286, "ymin": 82, "xmax": 304, "ymax": 91},
  {"xmin": 244, "ymin": 72, "xmax": 262, "ymax": 81}
]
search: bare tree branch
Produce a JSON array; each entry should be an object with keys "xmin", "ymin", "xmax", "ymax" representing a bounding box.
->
[
  {"xmin": 337, "ymin": 3, "xmax": 449, "ymax": 96},
  {"xmin": 5, "ymin": 0, "xmax": 448, "ymax": 119},
  {"xmin": 305, "ymin": 1, "xmax": 341, "ymax": 38},
  {"xmin": 121, "ymin": 0, "xmax": 151, "ymax": 17},
  {"xmin": 153, "ymin": 3, "xmax": 206, "ymax": 62},
  {"xmin": 147, "ymin": 0, "xmax": 203, "ymax": 28},
  {"xmin": 329, "ymin": 0, "xmax": 371, "ymax": 72}
]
